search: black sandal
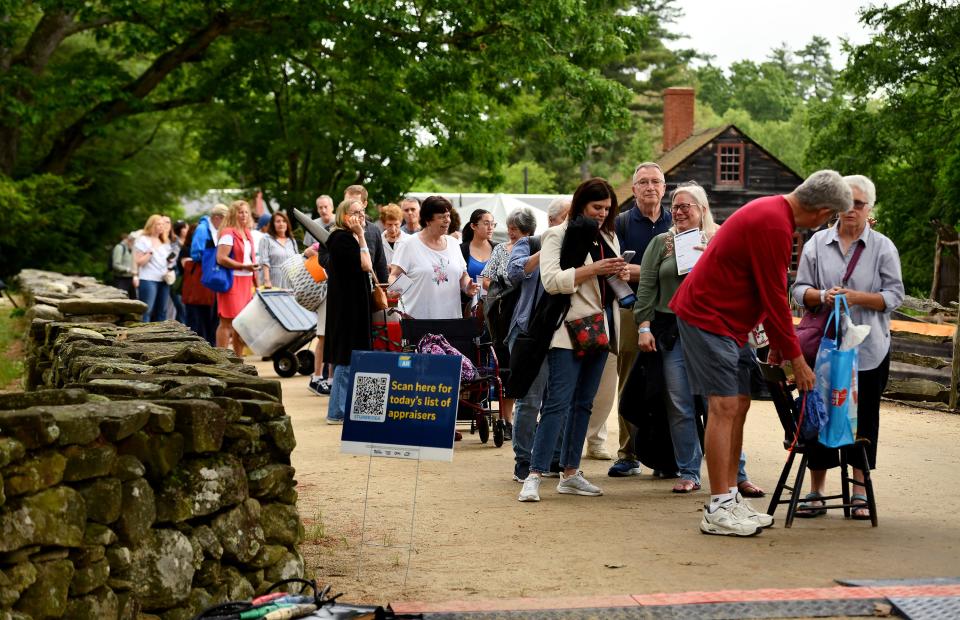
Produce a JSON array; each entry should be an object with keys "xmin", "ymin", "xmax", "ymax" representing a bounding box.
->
[{"xmin": 796, "ymin": 491, "xmax": 827, "ymax": 518}]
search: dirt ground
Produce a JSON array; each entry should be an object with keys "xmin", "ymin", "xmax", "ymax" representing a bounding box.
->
[{"xmin": 252, "ymin": 358, "xmax": 960, "ymax": 607}]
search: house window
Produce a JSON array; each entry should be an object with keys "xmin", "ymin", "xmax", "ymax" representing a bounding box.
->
[
  {"xmin": 789, "ymin": 232, "xmax": 805, "ymax": 279},
  {"xmin": 716, "ymin": 143, "xmax": 744, "ymax": 185}
]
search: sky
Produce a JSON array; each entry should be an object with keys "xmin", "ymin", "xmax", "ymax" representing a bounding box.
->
[{"xmin": 667, "ymin": 0, "xmax": 877, "ymax": 69}]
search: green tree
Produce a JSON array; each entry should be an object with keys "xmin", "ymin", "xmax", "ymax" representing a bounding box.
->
[{"xmin": 805, "ymin": 0, "xmax": 960, "ymax": 293}]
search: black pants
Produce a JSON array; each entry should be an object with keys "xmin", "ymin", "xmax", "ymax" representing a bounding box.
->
[
  {"xmin": 185, "ymin": 303, "xmax": 218, "ymax": 346},
  {"xmin": 114, "ymin": 276, "xmax": 136, "ymax": 299},
  {"xmin": 807, "ymin": 352, "xmax": 890, "ymax": 472}
]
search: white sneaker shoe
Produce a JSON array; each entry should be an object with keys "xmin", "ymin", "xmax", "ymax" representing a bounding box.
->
[
  {"xmin": 733, "ymin": 492, "xmax": 774, "ymax": 528},
  {"xmin": 557, "ymin": 471, "xmax": 603, "ymax": 496},
  {"xmin": 700, "ymin": 502, "xmax": 762, "ymax": 537},
  {"xmin": 518, "ymin": 476, "xmax": 541, "ymax": 502},
  {"xmin": 586, "ymin": 447, "xmax": 613, "ymax": 460}
]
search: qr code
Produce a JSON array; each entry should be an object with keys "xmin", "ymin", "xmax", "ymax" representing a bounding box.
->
[{"xmin": 350, "ymin": 372, "xmax": 390, "ymax": 422}]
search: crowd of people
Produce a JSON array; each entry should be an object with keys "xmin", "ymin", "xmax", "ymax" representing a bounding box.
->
[{"xmin": 112, "ymin": 163, "xmax": 903, "ymax": 538}]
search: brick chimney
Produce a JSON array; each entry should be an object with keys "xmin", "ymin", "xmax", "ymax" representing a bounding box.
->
[{"xmin": 662, "ymin": 87, "xmax": 695, "ymax": 153}]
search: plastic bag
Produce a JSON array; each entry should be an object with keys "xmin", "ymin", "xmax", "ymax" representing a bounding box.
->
[{"xmin": 815, "ymin": 294, "xmax": 859, "ymax": 448}]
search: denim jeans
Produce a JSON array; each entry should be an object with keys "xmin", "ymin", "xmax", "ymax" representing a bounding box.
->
[
  {"xmin": 530, "ymin": 348, "xmax": 608, "ymax": 473},
  {"xmin": 138, "ymin": 279, "xmax": 169, "ymax": 322},
  {"xmin": 326, "ymin": 364, "xmax": 350, "ymax": 421},
  {"xmin": 507, "ymin": 328, "xmax": 556, "ymax": 475},
  {"xmin": 661, "ymin": 340, "xmax": 703, "ymax": 484}
]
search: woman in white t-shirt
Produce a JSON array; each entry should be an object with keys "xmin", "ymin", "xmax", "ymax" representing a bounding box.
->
[
  {"xmin": 133, "ymin": 214, "xmax": 173, "ymax": 322},
  {"xmin": 216, "ymin": 200, "xmax": 260, "ymax": 355},
  {"xmin": 389, "ymin": 196, "xmax": 479, "ymax": 319}
]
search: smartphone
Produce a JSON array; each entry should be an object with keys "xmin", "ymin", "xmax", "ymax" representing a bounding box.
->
[{"xmin": 621, "ymin": 250, "xmax": 636, "ymax": 262}]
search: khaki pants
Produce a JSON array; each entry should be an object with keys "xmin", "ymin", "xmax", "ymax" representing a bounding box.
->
[
  {"xmin": 616, "ymin": 308, "xmax": 639, "ymax": 461},
  {"xmin": 586, "ymin": 352, "xmax": 617, "ymax": 452}
]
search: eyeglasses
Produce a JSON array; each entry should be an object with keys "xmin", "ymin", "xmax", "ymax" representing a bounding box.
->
[
  {"xmin": 671, "ymin": 203, "xmax": 697, "ymax": 213},
  {"xmin": 852, "ymin": 200, "xmax": 870, "ymax": 210},
  {"xmin": 634, "ymin": 179, "xmax": 664, "ymax": 187},
  {"xmin": 478, "ymin": 220, "xmax": 496, "ymax": 227}
]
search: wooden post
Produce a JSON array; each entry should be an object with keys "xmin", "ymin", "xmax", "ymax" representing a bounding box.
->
[
  {"xmin": 930, "ymin": 235, "xmax": 941, "ymax": 300},
  {"xmin": 952, "ymin": 301, "xmax": 960, "ymax": 411}
]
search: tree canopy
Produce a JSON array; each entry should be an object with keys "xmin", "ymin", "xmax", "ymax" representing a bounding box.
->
[
  {"xmin": 1, "ymin": 0, "xmax": 682, "ymax": 276},
  {"xmin": 804, "ymin": 0, "xmax": 960, "ymax": 293}
]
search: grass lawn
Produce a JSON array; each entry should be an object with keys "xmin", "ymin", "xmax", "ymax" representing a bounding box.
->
[{"xmin": 0, "ymin": 296, "xmax": 26, "ymax": 391}]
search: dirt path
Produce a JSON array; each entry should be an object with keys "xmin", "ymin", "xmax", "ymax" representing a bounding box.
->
[{"xmin": 255, "ymin": 359, "xmax": 960, "ymax": 606}]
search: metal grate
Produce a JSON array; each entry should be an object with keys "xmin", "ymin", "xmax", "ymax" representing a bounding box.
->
[{"xmin": 889, "ymin": 596, "xmax": 960, "ymax": 620}]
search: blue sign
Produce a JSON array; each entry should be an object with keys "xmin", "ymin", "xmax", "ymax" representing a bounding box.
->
[{"xmin": 341, "ymin": 351, "xmax": 461, "ymax": 462}]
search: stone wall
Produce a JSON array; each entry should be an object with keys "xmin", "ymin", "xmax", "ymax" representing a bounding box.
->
[{"xmin": 0, "ymin": 271, "xmax": 304, "ymax": 619}]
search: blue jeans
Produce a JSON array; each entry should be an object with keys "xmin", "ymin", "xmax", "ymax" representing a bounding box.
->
[
  {"xmin": 661, "ymin": 341, "xmax": 703, "ymax": 484},
  {"xmin": 327, "ymin": 365, "xmax": 350, "ymax": 421},
  {"xmin": 530, "ymin": 348, "xmax": 608, "ymax": 473},
  {"xmin": 506, "ymin": 328, "xmax": 556, "ymax": 475},
  {"xmin": 138, "ymin": 279, "xmax": 169, "ymax": 322}
]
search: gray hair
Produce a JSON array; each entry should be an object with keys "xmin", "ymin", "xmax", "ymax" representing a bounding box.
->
[
  {"xmin": 794, "ymin": 170, "xmax": 852, "ymax": 214},
  {"xmin": 670, "ymin": 181, "xmax": 717, "ymax": 237},
  {"xmin": 316, "ymin": 194, "xmax": 333, "ymax": 206},
  {"xmin": 547, "ymin": 198, "xmax": 570, "ymax": 225},
  {"xmin": 632, "ymin": 161, "xmax": 664, "ymax": 183},
  {"xmin": 506, "ymin": 207, "xmax": 537, "ymax": 235},
  {"xmin": 843, "ymin": 174, "xmax": 876, "ymax": 208}
]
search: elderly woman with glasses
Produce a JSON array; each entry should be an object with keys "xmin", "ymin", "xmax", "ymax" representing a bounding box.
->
[
  {"xmin": 634, "ymin": 182, "xmax": 766, "ymax": 496},
  {"xmin": 390, "ymin": 196, "xmax": 480, "ymax": 319},
  {"xmin": 791, "ymin": 174, "xmax": 904, "ymax": 520}
]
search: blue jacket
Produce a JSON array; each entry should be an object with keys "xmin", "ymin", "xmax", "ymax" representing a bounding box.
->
[{"xmin": 190, "ymin": 216, "xmax": 217, "ymax": 262}]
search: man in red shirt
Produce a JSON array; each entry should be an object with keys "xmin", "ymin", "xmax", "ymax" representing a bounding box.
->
[{"xmin": 670, "ymin": 170, "xmax": 852, "ymax": 537}]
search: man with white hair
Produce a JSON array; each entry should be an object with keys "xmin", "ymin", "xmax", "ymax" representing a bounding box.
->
[
  {"xmin": 671, "ymin": 169, "xmax": 852, "ymax": 537},
  {"xmin": 608, "ymin": 162, "xmax": 673, "ymax": 474}
]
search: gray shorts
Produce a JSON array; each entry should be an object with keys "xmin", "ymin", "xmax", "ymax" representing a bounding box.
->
[{"xmin": 677, "ymin": 317, "xmax": 755, "ymax": 397}]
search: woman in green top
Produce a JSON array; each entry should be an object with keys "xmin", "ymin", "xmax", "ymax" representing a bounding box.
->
[{"xmin": 634, "ymin": 182, "xmax": 716, "ymax": 493}]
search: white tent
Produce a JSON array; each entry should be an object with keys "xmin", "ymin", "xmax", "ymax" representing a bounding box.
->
[{"xmin": 457, "ymin": 193, "xmax": 550, "ymax": 243}]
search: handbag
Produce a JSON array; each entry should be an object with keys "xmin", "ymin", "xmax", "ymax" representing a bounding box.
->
[
  {"xmin": 796, "ymin": 242, "xmax": 865, "ymax": 366},
  {"xmin": 563, "ymin": 242, "xmax": 610, "ymax": 358},
  {"xmin": 162, "ymin": 270, "xmax": 176, "ymax": 286},
  {"xmin": 200, "ymin": 245, "xmax": 232, "ymax": 293},
  {"xmin": 564, "ymin": 311, "xmax": 609, "ymax": 357},
  {"xmin": 369, "ymin": 272, "xmax": 388, "ymax": 311},
  {"xmin": 181, "ymin": 261, "xmax": 215, "ymax": 306}
]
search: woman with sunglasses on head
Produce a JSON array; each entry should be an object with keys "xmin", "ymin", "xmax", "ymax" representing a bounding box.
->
[{"xmin": 791, "ymin": 175, "xmax": 903, "ymax": 520}]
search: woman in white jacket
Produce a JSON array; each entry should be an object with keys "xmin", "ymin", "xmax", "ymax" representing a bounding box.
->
[{"xmin": 518, "ymin": 178, "xmax": 628, "ymax": 502}]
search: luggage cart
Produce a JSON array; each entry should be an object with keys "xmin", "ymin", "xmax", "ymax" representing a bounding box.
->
[{"xmin": 233, "ymin": 289, "xmax": 317, "ymax": 377}]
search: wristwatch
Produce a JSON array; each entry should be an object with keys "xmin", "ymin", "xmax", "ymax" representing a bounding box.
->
[
  {"xmin": 638, "ymin": 326, "xmax": 651, "ymax": 334},
  {"xmin": 819, "ymin": 289, "xmax": 827, "ymax": 304}
]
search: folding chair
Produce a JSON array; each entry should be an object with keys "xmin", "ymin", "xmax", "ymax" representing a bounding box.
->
[{"xmin": 760, "ymin": 363, "xmax": 878, "ymax": 527}]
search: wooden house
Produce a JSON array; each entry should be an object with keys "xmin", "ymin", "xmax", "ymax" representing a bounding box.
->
[{"xmin": 615, "ymin": 87, "xmax": 806, "ymax": 272}]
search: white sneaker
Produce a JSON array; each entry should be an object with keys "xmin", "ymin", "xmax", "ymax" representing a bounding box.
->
[
  {"xmin": 700, "ymin": 502, "xmax": 761, "ymax": 537},
  {"xmin": 732, "ymin": 493, "xmax": 774, "ymax": 528},
  {"xmin": 518, "ymin": 476, "xmax": 541, "ymax": 502},
  {"xmin": 586, "ymin": 447, "xmax": 613, "ymax": 460},
  {"xmin": 557, "ymin": 471, "xmax": 603, "ymax": 496}
]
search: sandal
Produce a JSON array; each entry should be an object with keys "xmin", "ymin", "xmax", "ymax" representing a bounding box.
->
[
  {"xmin": 851, "ymin": 493, "xmax": 871, "ymax": 520},
  {"xmin": 672, "ymin": 479, "xmax": 701, "ymax": 494},
  {"xmin": 738, "ymin": 480, "xmax": 766, "ymax": 498},
  {"xmin": 795, "ymin": 491, "xmax": 827, "ymax": 518}
]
